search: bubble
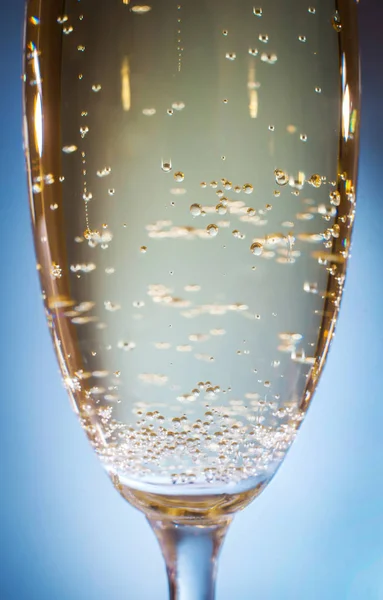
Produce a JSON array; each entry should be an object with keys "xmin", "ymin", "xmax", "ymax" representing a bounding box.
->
[
  {"xmin": 308, "ymin": 174, "xmax": 322, "ymax": 188},
  {"xmin": 253, "ymin": 7, "xmax": 263, "ymax": 16},
  {"xmin": 140, "ymin": 246, "xmax": 147, "ymax": 253},
  {"xmin": 315, "ymin": 87, "xmax": 322, "ymax": 94},
  {"xmin": 232, "ymin": 229, "xmax": 240, "ymax": 238},
  {"xmin": 247, "ymin": 208, "xmax": 256, "ymax": 217},
  {"xmin": 174, "ymin": 171, "xmax": 184, "ymax": 182},
  {"xmin": 200, "ymin": 182, "xmax": 207, "ymax": 188},
  {"xmin": 97, "ymin": 167, "xmax": 112, "ymax": 178},
  {"xmin": 300, "ymin": 134, "xmax": 308, "ymax": 142},
  {"xmin": 108, "ymin": 188, "xmax": 116, "ymax": 196},
  {"xmin": 298, "ymin": 35, "xmax": 307, "ymax": 43},
  {"xmin": 162, "ymin": 161, "xmax": 172, "ymax": 173},
  {"xmin": 223, "ymin": 180, "xmax": 232, "ymax": 190},
  {"xmin": 274, "ymin": 169, "xmax": 289, "ymax": 186},
  {"xmin": 50, "ymin": 263, "xmax": 62, "ymax": 279},
  {"xmin": 210, "ymin": 181, "xmax": 218, "ymax": 188},
  {"xmin": 304, "ymin": 282, "xmax": 318, "ymax": 294},
  {"xmin": 222, "ymin": 29, "xmax": 228, "ymax": 36},
  {"xmin": 167, "ymin": 108, "xmax": 174, "ymax": 116},
  {"xmin": 92, "ymin": 84, "xmax": 102, "ymax": 92},
  {"xmin": 57, "ymin": 15, "xmax": 69, "ymax": 24},
  {"xmin": 263, "ymin": 53, "xmax": 278, "ymax": 65},
  {"xmin": 207, "ymin": 224, "xmax": 219, "ymax": 237},
  {"xmin": 330, "ymin": 190, "xmax": 341, "ymax": 206},
  {"xmin": 251, "ymin": 242, "xmax": 263, "ymax": 256},
  {"xmin": 308, "ymin": 7, "xmax": 316, "ymax": 14},
  {"xmin": 190, "ymin": 204, "xmax": 202, "ymax": 217},
  {"xmin": 63, "ymin": 26, "xmax": 74, "ymax": 35},
  {"xmin": 234, "ymin": 186, "xmax": 241, "ymax": 193},
  {"xmin": 332, "ymin": 11, "xmax": 342, "ymax": 32},
  {"xmin": 226, "ymin": 52, "xmax": 236, "ymax": 60},
  {"xmin": 133, "ymin": 300, "xmax": 145, "ymax": 308},
  {"xmin": 248, "ymin": 48, "xmax": 259, "ymax": 56},
  {"xmin": 216, "ymin": 203, "xmax": 227, "ymax": 215},
  {"xmin": 243, "ymin": 183, "xmax": 254, "ymax": 194},
  {"xmin": 259, "ymin": 34, "xmax": 269, "ymax": 43},
  {"xmin": 268, "ymin": 125, "xmax": 275, "ymax": 132}
]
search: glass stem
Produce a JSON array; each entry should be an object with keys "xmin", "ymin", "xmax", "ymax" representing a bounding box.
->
[{"xmin": 148, "ymin": 517, "xmax": 232, "ymax": 600}]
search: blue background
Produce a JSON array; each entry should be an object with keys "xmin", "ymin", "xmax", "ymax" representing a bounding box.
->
[{"xmin": 1, "ymin": 1, "xmax": 383, "ymax": 598}]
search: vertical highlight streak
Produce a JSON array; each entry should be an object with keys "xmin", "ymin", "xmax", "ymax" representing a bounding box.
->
[
  {"xmin": 121, "ymin": 57, "xmax": 131, "ymax": 111},
  {"xmin": 248, "ymin": 64, "xmax": 258, "ymax": 119},
  {"xmin": 34, "ymin": 92, "xmax": 43, "ymax": 157}
]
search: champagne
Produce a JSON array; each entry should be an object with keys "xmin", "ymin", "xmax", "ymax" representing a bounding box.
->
[{"xmin": 24, "ymin": 0, "xmax": 359, "ymax": 512}]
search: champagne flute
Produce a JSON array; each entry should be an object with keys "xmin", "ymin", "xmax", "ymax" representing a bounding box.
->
[{"xmin": 23, "ymin": 0, "xmax": 359, "ymax": 598}]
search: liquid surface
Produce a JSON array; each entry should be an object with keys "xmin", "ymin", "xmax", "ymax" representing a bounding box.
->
[{"xmin": 24, "ymin": 0, "xmax": 359, "ymax": 503}]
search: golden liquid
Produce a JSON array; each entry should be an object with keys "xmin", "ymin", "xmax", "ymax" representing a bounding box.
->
[{"xmin": 24, "ymin": 0, "xmax": 359, "ymax": 520}]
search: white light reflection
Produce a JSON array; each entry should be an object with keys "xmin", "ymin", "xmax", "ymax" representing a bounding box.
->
[
  {"xmin": 34, "ymin": 92, "xmax": 43, "ymax": 157},
  {"xmin": 32, "ymin": 48, "xmax": 44, "ymax": 156},
  {"xmin": 342, "ymin": 84, "xmax": 351, "ymax": 142},
  {"xmin": 341, "ymin": 52, "xmax": 351, "ymax": 142}
]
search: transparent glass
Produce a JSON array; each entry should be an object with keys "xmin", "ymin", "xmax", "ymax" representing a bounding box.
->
[{"xmin": 23, "ymin": 0, "xmax": 360, "ymax": 597}]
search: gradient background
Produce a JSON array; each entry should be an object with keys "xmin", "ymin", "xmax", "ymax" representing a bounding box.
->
[{"xmin": 1, "ymin": 1, "xmax": 382, "ymax": 598}]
